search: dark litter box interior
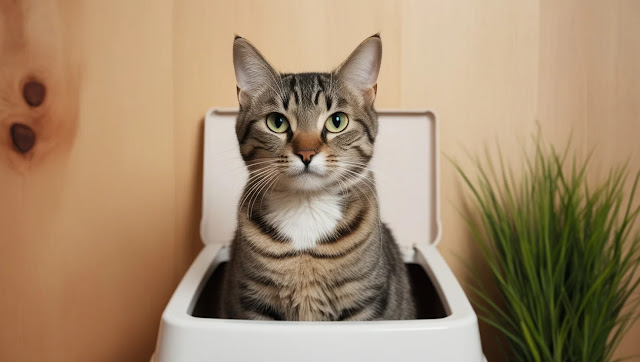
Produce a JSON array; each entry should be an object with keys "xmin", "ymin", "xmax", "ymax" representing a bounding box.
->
[{"xmin": 190, "ymin": 262, "xmax": 449, "ymax": 320}]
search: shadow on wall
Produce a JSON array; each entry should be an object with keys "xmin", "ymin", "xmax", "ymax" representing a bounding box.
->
[{"xmin": 187, "ymin": 118, "xmax": 207, "ymax": 266}]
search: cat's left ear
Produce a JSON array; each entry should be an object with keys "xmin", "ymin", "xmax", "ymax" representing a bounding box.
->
[{"xmin": 335, "ymin": 34, "xmax": 382, "ymax": 99}]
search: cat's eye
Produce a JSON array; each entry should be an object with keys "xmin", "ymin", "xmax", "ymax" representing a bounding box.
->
[
  {"xmin": 266, "ymin": 113, "xmax": 289, "ymax": 133},
  {"xmin": 325, "ymin": 112, "xmax": 349, "ymax": 133}
]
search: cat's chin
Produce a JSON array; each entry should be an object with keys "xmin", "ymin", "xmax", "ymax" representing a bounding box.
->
[{"xmin": 281, "ymin": 173, "xmax": 330, "ymax": 192}]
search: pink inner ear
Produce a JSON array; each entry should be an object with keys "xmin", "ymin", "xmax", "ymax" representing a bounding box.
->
[
  {"xmin": 364, "ymin": 87, "xmax": 377, "ymax": 105},
  {"xmin": 237, "ymin": 88, "xmax": 251, "ymax": 106}
]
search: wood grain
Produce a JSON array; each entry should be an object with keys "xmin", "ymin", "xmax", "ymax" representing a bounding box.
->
[{"xmin": 0, "ymin": 1, "xmax": 638, "ymax": 361}]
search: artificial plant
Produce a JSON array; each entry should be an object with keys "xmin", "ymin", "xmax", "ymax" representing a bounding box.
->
[{"xmin": 454, "ymin": 134, "xmax": 640, "ymax": 362}]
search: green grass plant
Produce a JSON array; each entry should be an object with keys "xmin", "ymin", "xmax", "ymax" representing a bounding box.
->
[{"xmin": 453, "ymin": 135, "xmax": 640, "ymax": 362}]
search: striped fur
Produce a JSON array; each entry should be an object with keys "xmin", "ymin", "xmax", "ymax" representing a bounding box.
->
[{"xmin": 220, "ymin": 35, "xmax": 416, "ymax": 321}]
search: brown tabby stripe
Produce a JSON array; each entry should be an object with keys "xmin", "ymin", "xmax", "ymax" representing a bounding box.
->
[
  {"xmin": 320, "ymin": 204, "xmax": 368, "ymax": 244},
  {"xmin": 354, "ymin": 146, "xmax": 371, "ymax": 159},
  {"xmin": 354, "ymin": 119, "xmax": 374, "ymax": 143},
  {"xmin": 249, "ymin": 212, "xmax": 289, "ymax": 243},
  {"xmin": 238, "ymin": 119, "xmax": 259, "ymax": 143},
  {"xmin": 308, "ymin": 232, "xmax": 372, "ymax": 258},
  {"xmin": 243, "ymin": 221, "xmax": 373, "ymax": 260},
  {"xmin": 337, "ymin": 293, "xmax": 380, "ymax": 321},
  {"xmin": 290, "ymin": 77, "xmax": 299, "ymax": 105},
  {"xmin": 245, "ymin": 145, "xmax": 273, "ymax": 160},
  {"xmin": 239, "ymin": 292, "xmax": 284, "ymax": 320},
  {"xmin": 244, "ymin": 270, "xmax": 279, "ymax": 288}
]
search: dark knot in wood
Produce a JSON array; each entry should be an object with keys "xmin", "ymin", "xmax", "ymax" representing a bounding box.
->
[
  {"xmin": 23, "ymin": 81, "xmax": 46, "ymax": 107},
  {"xmin": 10, "ymin": 123, "xmax": 36, "ymax": 153}
]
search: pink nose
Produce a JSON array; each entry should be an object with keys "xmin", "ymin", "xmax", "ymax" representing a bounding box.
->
[{"xmin": 297, "ymin": 150, "xmax": 316, "ymax": 166}]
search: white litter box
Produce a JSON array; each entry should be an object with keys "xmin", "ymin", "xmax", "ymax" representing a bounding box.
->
[{"xmin": 152, "ymin": 108, "xmax": 486, "ymax": 362}]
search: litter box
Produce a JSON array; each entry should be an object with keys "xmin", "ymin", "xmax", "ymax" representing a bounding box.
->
[{"xmin": 152, "ymin": 108, "xmax": 486, "ymax": 361}]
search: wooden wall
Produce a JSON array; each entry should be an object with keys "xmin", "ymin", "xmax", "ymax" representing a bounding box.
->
[{"xmin": 0, "ymin": 1, "xmax": 637, "ymax": 361}]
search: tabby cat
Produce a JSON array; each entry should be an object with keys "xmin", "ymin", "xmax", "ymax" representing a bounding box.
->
[{"xmin": 220, "ymin": 34, "xmax": 416, "ymax": 321}]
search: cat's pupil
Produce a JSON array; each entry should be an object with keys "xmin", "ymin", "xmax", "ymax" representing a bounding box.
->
[
  {"xmin": 274, "ymin": 116, "xmax": 283, "ymax": 128},
  {"xmin": 332, "ymin": 115, "xmax": 341, "ymax": 128}
]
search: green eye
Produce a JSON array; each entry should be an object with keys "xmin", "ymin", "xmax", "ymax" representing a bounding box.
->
[
  {"xmin": 266, "ymin": 113, "xmax": 289, "ymax": 133},
  {"xmin": 325, "ymin": 112, "xmax": 349, "ymax": 133}
]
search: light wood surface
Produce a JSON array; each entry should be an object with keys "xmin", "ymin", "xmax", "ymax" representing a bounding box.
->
[{"xmin": 1, "ymin": 1, "xmax": 637, "ymax": 361}]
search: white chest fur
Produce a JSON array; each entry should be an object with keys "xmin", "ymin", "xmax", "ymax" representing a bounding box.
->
[{"xmin": 263, "ymin": 192, "xmax": 343, "ymax": 251}]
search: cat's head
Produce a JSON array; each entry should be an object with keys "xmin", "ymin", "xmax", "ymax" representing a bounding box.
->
[{"xmin": 233, "ymin": 35, "xmax": 381, "ymax": 192}]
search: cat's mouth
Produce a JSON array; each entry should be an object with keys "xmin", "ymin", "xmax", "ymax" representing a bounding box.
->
[
  {"xmin": 290, "ymin": 168, "xmax": 323, "ymax": 177},
  {"xmin": 281, "ymin": 168, "xmax": 331, "ymax": 192},
  {"xmin": 286, "ymin": 162, "xmax": 326, "ymax": 177}
]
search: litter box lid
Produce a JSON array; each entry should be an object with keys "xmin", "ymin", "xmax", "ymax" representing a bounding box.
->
[{"xmin": 200, "ymin": 108, "xmax": 441, "ymax": 247}]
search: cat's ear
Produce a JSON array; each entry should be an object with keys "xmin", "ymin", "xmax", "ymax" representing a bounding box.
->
[
  {"xmin": 335, "ymin": 34, "xmax": 382, "ymax": 97},
  {"xmin": 233, "ymin": 36, "xmax": 279, "ymax": 102}
]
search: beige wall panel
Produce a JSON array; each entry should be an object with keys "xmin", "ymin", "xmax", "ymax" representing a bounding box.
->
[
  {"xmin": 1, "ymin": 1, "xmax": 177, "ymax": 361},
  {"xmin": 538, "ymin": 0, "xmax": 590, "ymax": 151}
]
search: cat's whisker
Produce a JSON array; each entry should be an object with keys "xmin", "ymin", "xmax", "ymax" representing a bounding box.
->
[
  {"xmin": 249, "ymin": 171, "xmax": 281, "ymax": 217},
  {"xmin": 246, "ymin": 157, "xmax": 278, "ymax": 164},
  {"xmin": 334, "ymin": 171, "xmax": 367, "ymax": 207},
  {"xmin": 239, "ymin": 168, "xmax": 280, "ymax": 212},
  {"xmin": 333, "ymin": 168, "xmax": 364, "ymax": 191},
  {"xmin": 245, "ymin": 167, "xmax": 282, "ymax": 189},
  {"xmin": 334, "ymin": 160, "xmax": 383, "ymax": 177},
  {"xmin": 334, "ymin": 168, "xmax": 385, "ymax": 281},
  {"xmin": 335, "ymin": 173, "xmax": 357, "ymax": 209},
  {"xmin": 336, "ymin": 167, "xmax": 385, "ymax": 255},
  {"xmin": 245, "ymin": 163, "xmax": 274, "ymax": 173},
  {"xmin": 245, "ymin": 163, "xmax": 280, "ymax": 174},
  {"xmin": 244, "ymin": 158, "xmax": 281, "ymax": 168},
  {"xmin": 243, "ymin": 172, "xmax": 274, "ymax": 190},
  {"xmin": 337, "ymin": 166, "xmax": 381, "ymax": 182},
  {"xmin": 218, "ymin": 163, "xmax": 272, "ymax": 180},
  {"xmin": 336, "ymin": 169, "xmax": 382, "ymax": 222},
  {"xmin": 333, "ymin": 172, "xmax": 349, "ymax": 198},
  {"xmin": 335, "ymin": 160, "xmax": 376, "ymax": 168},
  {"xmin": 329, "ymin": 159, "xmax": 375, "ymax": 168},
  {"xmin": 251, "ymin": 171, "xmax": 281, "ymax": 216},
  {"xmin": 259, "ymin": 173, "xmax": 283, "ymax": 212},
  {"xmin": 229, "ymin": 160, "xmax": 282, "ymax": 174},
  {"xmin": 348, "ymin": 175, "xmax": 376, "ymax": 210},
  {"xmin": 243, "ymin": 167, "xmax": 279, "ymax": 198},
  {"xmin": 244, "ymin": 165, "xmax": 279, "ymax": 183},
  {"xmin": 219, "ymin": 157, "xmax": 278, "ymax": 172},
  {"xmin": 332, "ymin": 166, "xmax": 377, "ymax": 190}
]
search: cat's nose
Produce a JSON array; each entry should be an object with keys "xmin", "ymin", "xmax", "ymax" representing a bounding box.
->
[{"xmin": 297, "ymin": 150, "xmax": 316, "ymax": 166}]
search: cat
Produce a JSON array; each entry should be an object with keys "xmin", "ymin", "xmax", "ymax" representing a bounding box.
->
[{"xmin": 219, "ymin": 34, "xmax": 416, "ymax": 321}]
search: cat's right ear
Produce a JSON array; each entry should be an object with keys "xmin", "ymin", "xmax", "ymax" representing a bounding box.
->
[{"xmin": 233, "ymin": 36, "xmax": 279, "ymax": 104}]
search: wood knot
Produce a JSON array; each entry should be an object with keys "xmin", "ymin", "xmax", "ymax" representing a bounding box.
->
[
  {"xmin": 10, "ymin": 123, "xmax": 36, "ymax": 153},
  {"xmin": 23, "ymin": 80, "xmax": 46, "ymax": 107}
]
